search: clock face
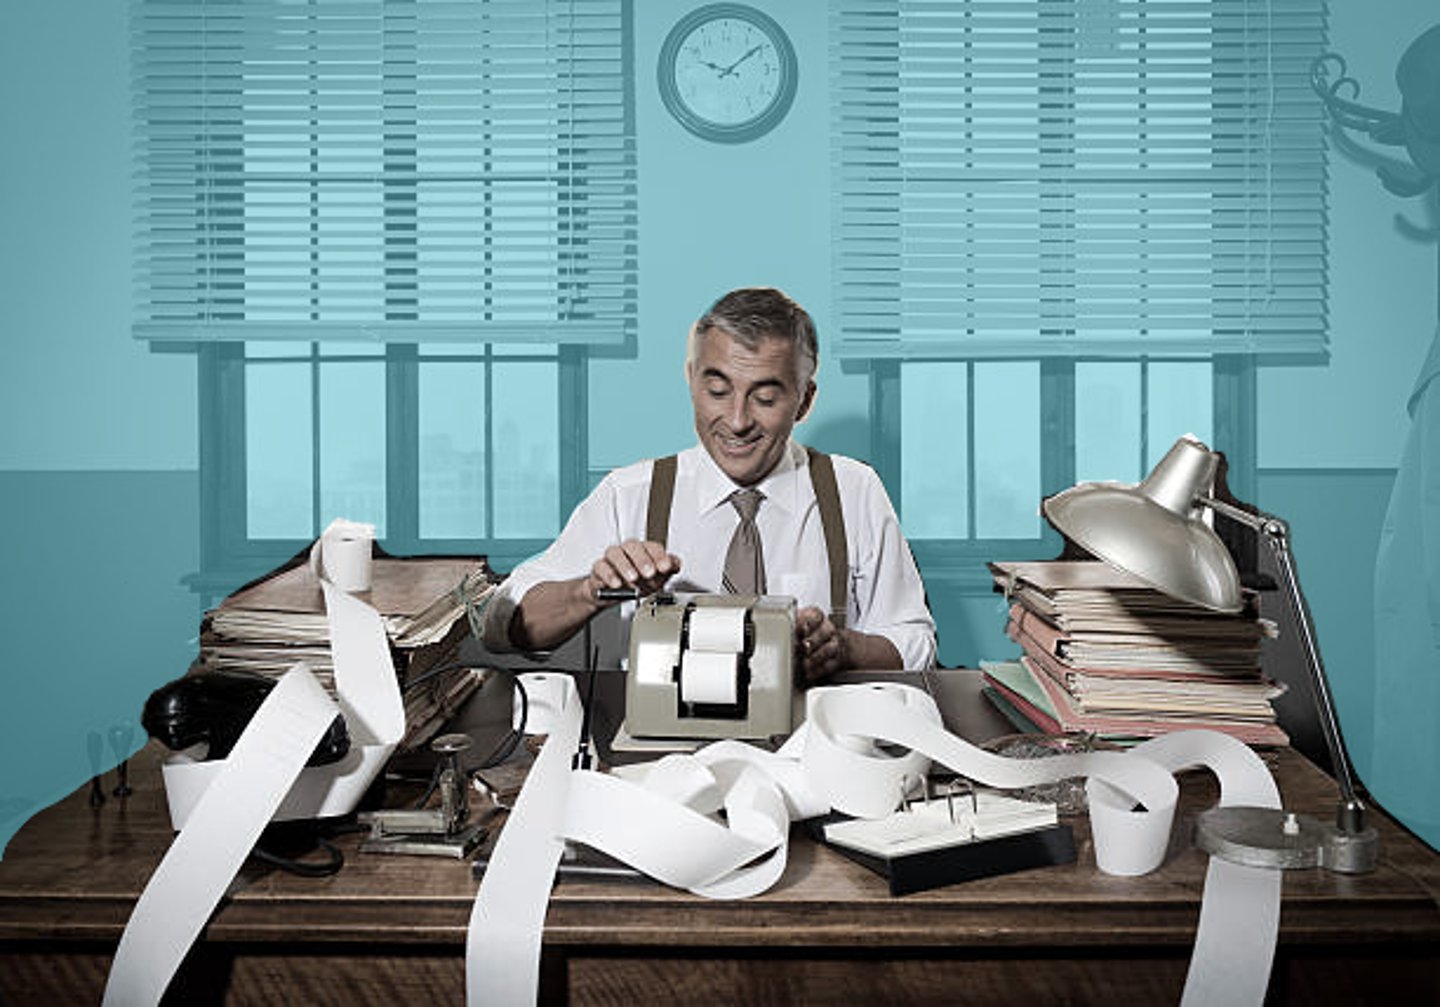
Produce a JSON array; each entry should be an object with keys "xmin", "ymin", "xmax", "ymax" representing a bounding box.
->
[{"xmin": 658, "ymin": 5, "xmax": 798, "ymax": 144}]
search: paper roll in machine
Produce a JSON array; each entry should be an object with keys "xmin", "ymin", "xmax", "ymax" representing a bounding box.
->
[{"xmin": 624, "ymin": 593, "xmax": 795, "ymax": 740}]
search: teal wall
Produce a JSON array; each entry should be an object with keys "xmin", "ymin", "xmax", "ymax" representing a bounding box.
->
[{"xmin": 2, "ymin": 1, "xmax": 1437, "ymax": 856}]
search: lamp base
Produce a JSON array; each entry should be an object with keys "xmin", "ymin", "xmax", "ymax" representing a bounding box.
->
[{"xmin": 1194, "ymin": 806, "xmax": 1379, "ymax": 873}]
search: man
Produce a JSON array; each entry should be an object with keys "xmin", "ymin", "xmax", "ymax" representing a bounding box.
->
[{"xmin": 484, "ymin": 287, "xmax": 936, "ymax": 680}]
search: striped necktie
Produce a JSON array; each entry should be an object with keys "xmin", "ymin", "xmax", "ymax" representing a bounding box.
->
[{"xmin": 722, "ymin": 488, "xmax": 766, "ymax": 595}]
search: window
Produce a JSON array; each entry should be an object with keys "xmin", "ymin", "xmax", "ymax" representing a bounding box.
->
[
  {"xmin": 197, "ymin": 341, "xmax": 583, "ymax": 585},
  {"xmin": 833, "ymin": 0, "xmax": 1326, "ymax": 573},
  {"xmin": 133, "ymin": 0, "xmax": 634, "ymax": 586}
]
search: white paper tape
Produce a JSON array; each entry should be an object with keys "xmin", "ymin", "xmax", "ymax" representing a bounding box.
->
[
  {"xmin": 679, "ymin": 650, "xmax": 739, "ymax": 704},
  {"xmin": 468, "ymin": 672, "xmax": 583, "ymax": 1007},
  {"xmin": 158, "ymin": 558, "xmax": 404, "ymax": 830},
  {"xmin": 107, "ymin": 520, "xmax": 406, "ymax": 1005},
  {"xmin": 104, "ymin": 667, "xmax": 338, "ymax": 1006},
  {"xmin": 687, "ymin": 606, "xmax": 746, "ymax": 652},
  {"xmin": 469, "ymin": 681, "xmax": 1285, "ymax": 1007}
]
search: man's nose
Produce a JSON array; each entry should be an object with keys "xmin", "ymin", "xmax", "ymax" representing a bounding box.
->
[{"xmin": 725, "ymin": 396, "xmax": 753, "ymax": 430}]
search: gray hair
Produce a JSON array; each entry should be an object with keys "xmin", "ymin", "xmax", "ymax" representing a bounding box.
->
[{"xmin": 686, "ymin": 287, "xmax": 818, "ymax": 386}]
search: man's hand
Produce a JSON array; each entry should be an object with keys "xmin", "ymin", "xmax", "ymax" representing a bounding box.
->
[
  {"xmin": 507, "ymin": 541, "xmax": 681, "ymax": 652},
  {"xmin": 794, "ymin": 606, "xmax": 851, "ymax": 684},
  {"xmin": 587, "ymin": 539, "xmax": 681, "ymax": 602},
  {"xmin": 794, "ymin": 605, "xmax": 906, "ymax": 683}
]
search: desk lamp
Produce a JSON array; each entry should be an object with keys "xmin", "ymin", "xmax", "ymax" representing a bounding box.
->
[{"xmin": 1042, "ymin": 435, "xmax": 1380, "ymax": 873}]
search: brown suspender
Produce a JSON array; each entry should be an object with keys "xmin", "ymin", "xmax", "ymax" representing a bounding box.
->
[
  {"xmin": 804, "ymin": 447, "xmax": 850, "ymax": 631},
  {"xmin": 646, "ymin": 453, "xmax": 679, "ymax": 547},
  {"xmin": 645, "ymin": 450, "xmax": 849, "ymax": 629}
]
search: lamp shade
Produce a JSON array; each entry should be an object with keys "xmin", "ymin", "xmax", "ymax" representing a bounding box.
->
[{"xmin": 1042, "ymin": 437, "xmax": 1244, "ymax": 613}]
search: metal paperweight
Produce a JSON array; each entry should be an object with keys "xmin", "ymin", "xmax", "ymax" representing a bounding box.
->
[{"xmin": 1194, "ymin": 806, "xmax": 1380, "ymax": 874}]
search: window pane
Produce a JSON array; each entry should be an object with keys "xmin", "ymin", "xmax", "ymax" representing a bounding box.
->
[
  {"xmin": 1076, "ymin": 362, "xmax": 1143, "ymax": 483},
  {"xmin": 492, "ymin": 361, "xmax": 559, "ymax": 538},
  {"xmin": 974, "ymin": 362, "xmax": 1040, "ymax": 540},
  {"xmin": 419, "ymin": 362, "xmax": 487, "ymax": 539},
  {"xmin": 246, "ymin": 362, "xmax": 313, "ymax": 538},
  {"xmin": 901, "ymin": 362, "xmax": 967, "ymax": 538},
  {"xmin": 319, "ymin": 362, "xmax": 387, "ymax": 536},
  {"xmin": 1146, "ymin": 361, "xmax": 1212, "ymax": 470}
]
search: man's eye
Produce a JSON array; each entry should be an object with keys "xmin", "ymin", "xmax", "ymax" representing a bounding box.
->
[
  {"xmin": 707, "ymin": 386, "xmax": 728, "ymax": 398},
  {"xmin": 754, "ymin": 396, "xmax": 777, "ymax": 408}
]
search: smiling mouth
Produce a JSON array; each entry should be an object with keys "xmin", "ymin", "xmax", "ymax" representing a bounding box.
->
[{"xmin": 716, "ymin": 433, "xmax": 760, "ymax": 453}]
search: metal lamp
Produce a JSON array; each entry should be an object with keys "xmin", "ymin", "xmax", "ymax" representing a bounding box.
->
[{"xmin": 1042, "ymin": 435, "xmax": 1380, "ymax": 873}]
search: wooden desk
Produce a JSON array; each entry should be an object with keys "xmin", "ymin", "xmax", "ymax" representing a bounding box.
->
[{"xmin": 1, "ymin": 671, "xmax": 1436, "ymax": 1005}]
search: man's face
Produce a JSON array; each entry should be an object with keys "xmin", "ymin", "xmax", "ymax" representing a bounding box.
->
[{"xmin": 688, "ymin": 328, "xmax": 816, "ymax": 487}]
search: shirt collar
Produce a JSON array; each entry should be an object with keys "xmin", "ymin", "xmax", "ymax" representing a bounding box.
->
[{"xmin": 691, "ymin": 439, "xmax": 809, "ymax": 518}]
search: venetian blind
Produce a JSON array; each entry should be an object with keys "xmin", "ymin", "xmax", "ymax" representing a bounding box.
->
[
  {"xmin": 132, "ymin": 0, "xmax": 635, "ymax": 344},
  {"xmin": 831, "ymin": 0, "xmax": 1328, "ymax": 359}
]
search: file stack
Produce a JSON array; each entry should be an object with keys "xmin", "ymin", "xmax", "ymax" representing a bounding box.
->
[
  {"xmin": 199, "ymin": 555, "xmax": 498, "ymax": 751},
  {"xmin": 982, "ymin": 560, "xmax": 1288, "ymax": 746}
]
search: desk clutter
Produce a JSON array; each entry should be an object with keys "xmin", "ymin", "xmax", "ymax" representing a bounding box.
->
[
  {"xmin": 983, "ymin": 560, "xmax": 1289, "ymax": 746},
  {"xmin": 199, "ymin": 552, "xmax": 499, "ymax": 752}
]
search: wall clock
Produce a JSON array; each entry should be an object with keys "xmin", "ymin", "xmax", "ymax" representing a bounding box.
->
[{"xmin": 657, "ymin": 4, "xmax": 798, "ymax": 144}]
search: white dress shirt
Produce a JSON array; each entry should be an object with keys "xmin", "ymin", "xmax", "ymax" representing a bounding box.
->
[{"xmin": 490, "ymin": 439, "xmax": 937, "ymax": 669}]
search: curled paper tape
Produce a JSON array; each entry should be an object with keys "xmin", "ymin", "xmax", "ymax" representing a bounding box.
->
[
  {"xmin": 109, "ymin": 520, "xmax": 405, "ymax": 1005},
  {"xmin": 158, "ymin": 530, "xmax": 404, "ymax": 830},
  {"xmin": 470, "ymin": 682, "xmax": 1283, "ymax": 1007}
]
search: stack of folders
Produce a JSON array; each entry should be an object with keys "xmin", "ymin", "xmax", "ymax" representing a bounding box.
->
[
  {"xmin": 982, "ymin": 560, "xmax": 1289, "ymax": 747},
  {"xmin": 199, "ymin": 556, "xmax": 499, "ymax": 751}
]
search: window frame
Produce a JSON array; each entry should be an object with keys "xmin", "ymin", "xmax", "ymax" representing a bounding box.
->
[
  {"xmin": 193, "ymin": 341, "xmax": 588, "ymax": 597},
  {"xmin": 872, "ymin": 354, "xmax": 1258, "ymax": 587}
]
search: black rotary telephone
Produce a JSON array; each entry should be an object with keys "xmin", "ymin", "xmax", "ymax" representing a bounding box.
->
[{"xmin": 141, "ymin": 670, "xmax": 350, "ymax": 767}]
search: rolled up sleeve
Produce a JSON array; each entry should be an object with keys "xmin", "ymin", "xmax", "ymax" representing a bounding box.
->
[{"xmin": 845, "ymin": 464, "xmax": 938, "ymax": 670}]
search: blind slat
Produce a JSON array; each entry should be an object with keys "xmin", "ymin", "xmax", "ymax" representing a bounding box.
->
[
  {"xmin": 832, "ymin": 0, "xmax": 1327, "ymax": 359},
  {"xmin": 133, "ymin": 0, "xmax": 635, "ymax": 344}
]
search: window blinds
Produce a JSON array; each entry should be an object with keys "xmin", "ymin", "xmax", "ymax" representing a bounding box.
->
[
  {"xmin": 831, "ymin": 0, "xmax": 1328, "ymax": 359},
  {"xmin": 132, "ymin": 0, "xmax": 635, "ymax": 344}
]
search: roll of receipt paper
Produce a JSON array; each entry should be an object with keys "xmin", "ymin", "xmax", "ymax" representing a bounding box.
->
[
  {"xmin": 686, "ymin": 606, "xmax": 746, "ymax": 652},
  {"xmin": 679, "ymin": 651, "xmax": 739, "ymax": 704},
  {"xmin": 309, "ymin": 517, "xmax": 374, "ymax": 593}
]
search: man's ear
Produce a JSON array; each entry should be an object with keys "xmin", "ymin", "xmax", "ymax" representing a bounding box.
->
[{"xmin": 796, "ymin": 380, "xmax": 817, "ymax": 423}]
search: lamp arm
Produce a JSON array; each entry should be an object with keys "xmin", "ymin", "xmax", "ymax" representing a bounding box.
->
[{"xmin": 1200, "ymin": 497, "xmax": 1368, "ymax": 835}]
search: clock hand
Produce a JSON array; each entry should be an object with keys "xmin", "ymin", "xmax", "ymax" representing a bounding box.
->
[
  {"xmin": 719, "ymin": 44, "xmax": 763, "ymax": 78},
  {"xmin": 699, "ymin": 58, "xmax": 729, "ymax": 75}
]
